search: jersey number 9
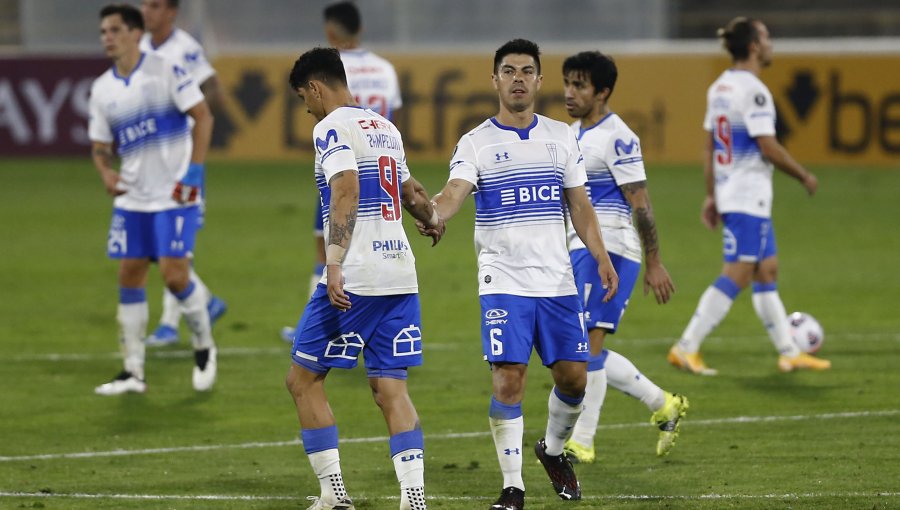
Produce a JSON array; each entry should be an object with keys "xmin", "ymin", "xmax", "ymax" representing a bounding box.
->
[
  {"xmin": 378, "ymin": 155, "xmax": 402, "ymax": 222},
  {"xmin": 714, "ymin": 115, "xmax": 733, "ymax": 166}
]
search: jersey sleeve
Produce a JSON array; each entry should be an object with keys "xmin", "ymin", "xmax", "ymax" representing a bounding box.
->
[
  {"xmin": 448, "ymin": 135, "xmax": 479, "ymax": 188},
  {"xmin": 166, "ymin": 58, "xmax": 205, "ymax": 113},
  {"xmin": 87, "ymin": 80, "xmax": 113, "ymax": 144},
  {"xmin": 314, "ymin": 118, "xmax": 358, "ymax": 184},
  {"xmin": 604, "ymin": 126, "xmax": 646, "ymax": 185},
  {"xmin": 562, "ymin": 126, "xmax": 587, "ymax": 189},
  {"xmin": 180, "ymin": 34, "xmax": 216, "ymax": 85},
  {"xmin": 386, "ymin": 63, "xmax": 403, "ymax": 111},
  {"xmin": 743, "ymin": 84, "xmax": 776, "ymax": 138},
  {"xmin": 702, "ymin": 86, "xmax": 715, "ymax": 132}
]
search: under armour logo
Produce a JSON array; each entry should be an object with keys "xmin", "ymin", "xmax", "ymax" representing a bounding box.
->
[
  {"xmin": 577, "ymin": 342, "xmax": 589, "ymax": 352},
  {"xmin": 495, "ymin": 152, "xmax": 510, "ymax": 161},
  {"xmin": 503, "ymin": 448, "xmax": 520, "ymax": 455}
]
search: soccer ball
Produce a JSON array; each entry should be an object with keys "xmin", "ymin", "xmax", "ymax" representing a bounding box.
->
[{"xmin": 788, "ymin": 312, "xmax": 824, "ymax": 353}]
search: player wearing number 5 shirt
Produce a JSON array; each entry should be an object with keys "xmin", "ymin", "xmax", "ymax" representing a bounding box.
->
[
  {"xmin": 669, "ymin": 17, "xmax": 830, "ymax": 375},
  {"xmin": 285, "ymin": 48, "xmax": 443, "ymax": 510}
]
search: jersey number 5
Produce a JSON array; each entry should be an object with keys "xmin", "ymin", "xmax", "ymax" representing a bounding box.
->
[
  {"xmin": 378, "ymin": 155, "xmax": 402, "ymax": 222},
  {"xmin": 714, "ymin": 115, "xmax": 733, "ymax": 166}
]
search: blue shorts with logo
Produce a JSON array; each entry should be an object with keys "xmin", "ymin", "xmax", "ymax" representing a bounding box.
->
[
  {"xmin": 291, "ymin": 284, "xmax": 423, "ymax": 373},
  {"xmin": 722, "ymin": 213, "xmax": 776, "ymax": 263},
  {"xmin": 107, "ymin": 206, "xmax": 200, "ymax": 259},
  {"xmin": 480, "ymin": 293, "xmax": 589, "ymax": 366},
  {"xmin": 571, "ymin": 249, "xmax": 641, "ymax": 333}
]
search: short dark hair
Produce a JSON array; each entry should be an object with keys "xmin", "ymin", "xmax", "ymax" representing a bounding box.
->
[
  {"xmin": 324, "ymin": 2, "xmax": 361, "ymax": 35},
  {"xmin": 494, "ymin": 38, "xmax": 541, "ymax": 74},
  {"xmin": 718, "ymin": 17, "xmax": 760, "ymax": 61},
  {"xmin": 563, "ymin": 51, "xmax": 618, "ymax": 99},
  {"xmin": 288, "ymin": 47, "xmax": 348, "ymax": 90},
  {"xmin": 100, "ymin": 4, "xmax": 144, "ymax": 31},
  {"xmin": 166, "ymin": 0, "xmax": 179, "ymax": 8}
]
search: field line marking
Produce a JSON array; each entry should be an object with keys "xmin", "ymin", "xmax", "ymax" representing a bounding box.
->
[
  {"xmin": 1, "ymin": 409, "xmax": 896, "ymax": 463},
  {"xmin": 0, "ymin": 491, "xmax": 898, "ymax": 501},
  {"xmin": 6, "ymin": 331, "xmax": 898, "ymax": 362}
]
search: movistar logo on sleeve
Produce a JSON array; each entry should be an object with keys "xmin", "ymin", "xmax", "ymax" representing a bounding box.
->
[
  {"xmin": 614, "ymin": 138, "xmax": 639, "ymax": 156},
  {"xmin": 315, "ymin": 129, "xmax": 339, "ymax": 153}
]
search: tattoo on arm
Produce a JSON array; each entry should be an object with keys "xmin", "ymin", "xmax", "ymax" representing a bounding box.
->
[
  {"xmin": 92, "ymin": 145, "xmax": 113, "ymax": 168},
  {"xmin": 328, "ymin": 171, "xmax": 358, "ymax": 248},
  {"xmin": 621, "ymin": 181, "xmax": 660, "ymax": 259}
]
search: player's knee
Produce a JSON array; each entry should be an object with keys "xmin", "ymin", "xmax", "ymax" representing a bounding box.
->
[{"xmin": 553, "ymin": 367, "xmax": 587, "ymax": 396}]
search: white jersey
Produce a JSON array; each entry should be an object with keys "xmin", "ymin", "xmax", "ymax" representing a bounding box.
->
[
  {"xmin": 313, "ymin": 106, "xmax": 417, "ymax": 296},
  {"xmin": 140, "ymin": 29, "xmax": 215, "ymax": 85},
  {"xmin": 88, "ymin": 52, "xmax": 204, "ymax": 212},
  {"xmin": 450, "ymin": 114, "xmax": 587, "ymax": 297},
  {"xmin": 567, "ymin": 113, "xmax": 645, "ymax": 263},
  {"xmin": 340, "ymin": 49, "xmax": 402, "ymax": 120},
  {"xmin": 703, "ymin": 69, "xmax": 777, "ymax": 218}
]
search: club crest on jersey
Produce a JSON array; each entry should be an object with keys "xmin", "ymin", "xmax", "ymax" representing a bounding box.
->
[{"xmin": 315, "ymin": 129, "xmax": 339, "ymax": 152}]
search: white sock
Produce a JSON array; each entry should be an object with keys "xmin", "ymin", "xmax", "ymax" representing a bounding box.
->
[
  {"xmin": 393, "ymin": 450, "xmax": 426, "ymax": 509},
  {"xmin": 752, "ymin": 289, "xmax": 801, "ymax": 357},
  {"xmin": 117, "ymin": 301, "xmax": 147, "ymax": 380},
  {"xmin": 175, "ymin": 282, "xmax": 214, "ymax": 350},
  {"xmin": 678, "ymin": 283, "xmax": 736, "ymax": 353},
  {"xmin": 308, "ymin": 449, "xmax": 347, "ymax": 503},
  {"xmin": 489, "ymin": 415, "xmax": 524, "ymax": 491},
  {"xmin": 570, "ymin": 368, "xmax": 606, "ymax": 447},
  {"xmin": 160, "ymin": 288, "xmax": 181, "ymax": 328},
  {"xmin": 605, "ymin": 349, "xmax": 666, "ymax": 411},
  {"xmin": 544, "ymin": 387, "xmax": 583, "ymax": 456}
]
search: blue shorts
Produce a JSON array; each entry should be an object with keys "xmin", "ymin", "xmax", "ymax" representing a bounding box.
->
[
  {"xmin": 722, "ymin": 213, "xmax": 776, "ymax": 263},
  {"xmin": 571, "ymin": 249, "xmax": 641, "ymax": 333},
  {"xmin": 291, "ymin": 285, "xmax": 423, "ymax": 373},
  {"xmin": 480, "ymin": 294, "xmax": 589, "ymax": 366},
  {"xmin": 107, "ymin": 206, "xmax": 200, "ymax": 259}
]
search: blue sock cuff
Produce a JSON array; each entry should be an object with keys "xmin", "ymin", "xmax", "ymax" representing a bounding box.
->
[
  {"xmin": 587, "ymin": 349, "xmax": 609, "ymax": 371},
  {"xmin": 301, "ymin": 425, "xmax": 339, "ymax": 454},
  {"xmin": 489, "ymin": 397, "xmax": 523, "ymax": 420},
  {"xmin": 119, "ymin": 287, "xmax": 146, "ymax": 304},
  {"xmin": 713, "ymin": 275, "xmax": 741, "ymax": 300},
  {"xmin": 389, "ymin": 428, "xmax": 424, "ymax": 456},
  {"xmin": 173, "ymin": 281, "xmax": 196, "ymax": 301},
  {"xmin": 313, "ymin": 263, "xmax": 325, "ymax": 275},
  {"xmin": 553, "ymin": 386, "xmax": 584, "ymax": 406},
  {"xmin": 752, "ymin": 282, "xmax": 778, "ymax": 293}
]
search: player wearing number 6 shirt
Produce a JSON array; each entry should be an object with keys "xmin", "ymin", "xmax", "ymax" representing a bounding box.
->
[
  {"xmin": 88, "ymin": 4, "xmax": 216, "ymax": 396},
  {"xmin": 285, "ymin": 48, "xmax": 443, "ymax": 510},
  {"xmin": 423, "ymin": 39, "xmax": 618, "ymax": 509},
  {"xmin": 668, "ymin": 17, "xmax": 830, "ymax": 375}
]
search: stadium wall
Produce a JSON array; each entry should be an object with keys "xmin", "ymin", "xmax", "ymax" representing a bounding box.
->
[{"xmin": 2, "ymin": 51, "xmax": 899, "ymax": 165}]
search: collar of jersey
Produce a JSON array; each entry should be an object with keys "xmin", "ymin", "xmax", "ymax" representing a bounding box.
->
[
  {"xmin": 490, "ymin": 114, "xmax": 538, "ymax": 140},
  {"xmin": 112, "ymin": 52, "xmax": 146, "ymax": 86},
  {"xmin": 149, "ymin": 28, "xmax": 177, "ymax": 51},
  {"xmin": 577, "ymin": 112, "xmax": 614, "ymax": 139}
]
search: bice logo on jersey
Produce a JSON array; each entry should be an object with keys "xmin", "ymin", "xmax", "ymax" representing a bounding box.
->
[{"xmin": 500, "ymin": 184, "xmax": 561, "ymax": 206}]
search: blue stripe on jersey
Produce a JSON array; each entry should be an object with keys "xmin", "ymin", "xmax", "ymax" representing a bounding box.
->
[
  {"xmin": 316, "ymin": 157, "xmax": 403, "ymax": 226},
  {"xmin": 474, "ymin": 162, "xmax": 565, "ymax": 227},
  {"xmin": 586, "ymin": 169, "xmax": 632, "ymax": 218},
  {"xmin": 713, "ymin": 122, "xmax": 760, "ymax": 162},
  {"xmin": 110, "ymin": 105, "xmax": 190, "ymax": 156}
]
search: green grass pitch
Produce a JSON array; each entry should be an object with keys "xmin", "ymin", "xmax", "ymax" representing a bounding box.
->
[{"xmin": 0, "ymin": 158, "xmax": 898, "ymax": 509}]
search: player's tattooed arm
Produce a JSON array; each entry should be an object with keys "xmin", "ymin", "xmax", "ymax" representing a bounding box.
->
[
  {"xmin": 621, "ymin": 181, "xmax": 660, "ymax": 260},
  {"xmin": 327, "ymin": 170, "xmax": 360, "ymax": 253},
  {"xmin": 621, "ymin": 180, "xmax": 675, "ymax": 303},
  {"xmin": 91, "ymin": 142, "xmax": 125, "ymax": 196},
  {"xmin": 403, "ymin": 176, "xmax": 445, "ymax": 246}
]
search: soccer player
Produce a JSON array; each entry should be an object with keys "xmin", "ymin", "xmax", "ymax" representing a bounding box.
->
[
  {"xmin": 89, "ymin": 4, "xmax": 217, "ymax": 394},
  {"xmin": 285, "ymin": 47, "xmax": 443, "ymax": 510},
  {"xmin": 668, "ymin": 17, "xmax": 831, "ymax": 375},
  {"xmin": 558, "ymin": 51, "xmax": 688, "ymax": 462},
  {"xmin": 423, "ymin": 39, "xmax": 618, "ymax": 510},
  {"xmin": 140, "ymin": 0, "xmax": 227, "ymax": 347},
  {"xmin": 282, "ymin": 0, "xmax": 405, "ymax": 342}
]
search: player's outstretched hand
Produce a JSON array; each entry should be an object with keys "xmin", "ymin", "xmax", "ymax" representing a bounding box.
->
[
  {"xmin": 172, "ymin": 162, "xmax": 204, "ymax": 204},
  {"xmin": 598, "ymin": 259, "xmax": 619, "ymax": 303},
  {"xmin": 700, "ymin": 195, "xmax": 719, "ymax": 230},
  {"xmin": 644, "ymin": 262, "xmax": 675, "ymax": 304},
  {"xmin": 326, "ymin": 264, "xmax": 351, "ymax": 311},
  {"xmin": 415, "ymin": 217, "xmax": 446, "ymax": 247},
  {"xmin": 102, "ymin": 171, "xmax": 127, "ymax": 196}
]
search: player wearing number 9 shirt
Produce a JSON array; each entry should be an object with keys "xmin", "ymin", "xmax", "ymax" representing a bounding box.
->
[
  {"xmin": 285, "ymin": 47, "xmax": 443, "ymax": 510},
  {"xmin": 668, "ymin": 17, "xmax": 830, "ymax": 375}
]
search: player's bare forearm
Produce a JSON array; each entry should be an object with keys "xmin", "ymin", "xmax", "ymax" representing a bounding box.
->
[
  {"xmin": 621, "ymin": 181, "xmax": 661, "ymax": 264},
  {"xmin": 401, "ymin": 176, "xmax": 437, "ymax": 226},
  {"xmin": 565, "ymin": 186, "xmax": 609, "ymax": 263},
  {"xmin": 431, "ymin": 178, "xmax": 473, "ymax": 222},
  {"xmin": 186, "ymin": 101, "xmax": 214, "ymax": 164},
  {"xmin": 327, "ymin": 170, "xmax": 360, "ymax": 252},
  {"xmin": 757, "ymin": 135, "xmax": 817, "ymax": 194},
  {"xmin": 703, "ymin": 133, "xmax": 715, "ymax": 198},
  {"xmin": 91, "ymin": 142, "xmax": 124, "ymax": 196}
]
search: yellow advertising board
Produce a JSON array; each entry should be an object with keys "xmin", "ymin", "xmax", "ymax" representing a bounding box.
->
[{"xmin": 210, "ymin": 53, "xmax": 900, "ymax": 166}]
